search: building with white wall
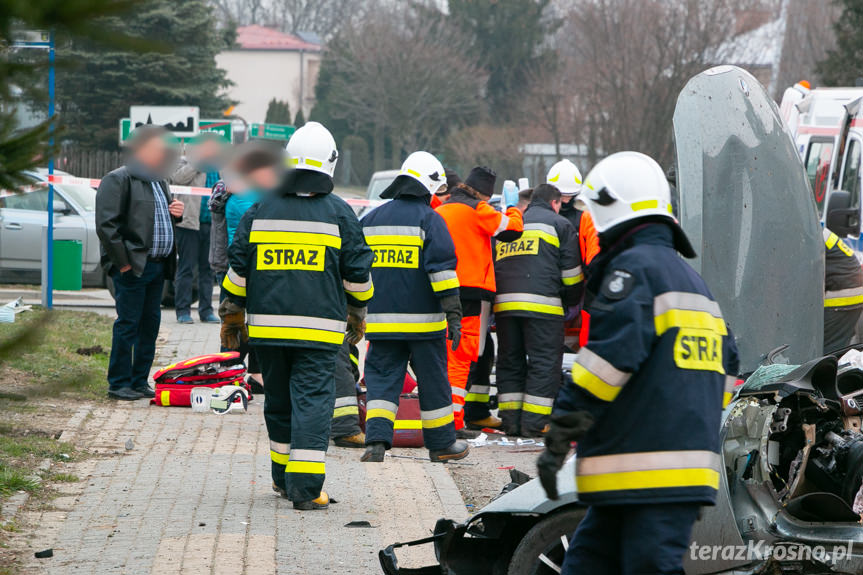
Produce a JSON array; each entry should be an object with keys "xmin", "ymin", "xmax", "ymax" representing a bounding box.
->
[{"xmin": 216, "ymin": 25, "xmax": 322, "ymax": 124}]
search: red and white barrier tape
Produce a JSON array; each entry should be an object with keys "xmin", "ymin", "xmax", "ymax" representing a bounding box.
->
[{"xmin": 40, "ymin": 174, "xmax": 382, "ymax": 208}]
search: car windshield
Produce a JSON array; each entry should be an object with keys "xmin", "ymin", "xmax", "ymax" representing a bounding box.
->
[
  {"xmin": 368, "ymin": 175, "xmax": 396, "ymax": 200},
  {"xmin": 57, "ymin": 184, "xmax": 96, "ymax": 212}
]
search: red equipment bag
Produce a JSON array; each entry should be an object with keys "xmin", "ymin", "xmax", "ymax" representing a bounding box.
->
[
  {"xmin": 358, "ymin": 373, "xmax": 424, "ymax": 448},
  {"xmin": 151, "ymin": 352, "xmax": 250, "ymax": 407}
]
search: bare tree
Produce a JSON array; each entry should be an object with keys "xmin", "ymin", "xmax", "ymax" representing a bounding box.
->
[
  {"xmin": 775, "ymin": 0, "xmax": 839, "ymax": 92},
  {"xmin": 209, "ymin": 0, "xmax": 360, "ymax": 37},
  {"xmin": 324, "ymin": 6, "xmax": 486, "ymax": 168},
  {"xmin": 563, "ymin": 0, "xmax": 753, "ymax": 165}
]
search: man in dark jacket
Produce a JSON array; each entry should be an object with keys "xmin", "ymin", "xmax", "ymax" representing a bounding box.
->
[
  {"xmin": 493, "ymin": 183, "xmax": 583, "ymax": 436},
  {"xmin": 96, "ymin": 126, "xmax": 184, "ymax": 400},
  {"xmin": 823, "ymin": 228, "xmax": 863, "ymax": 352},
  {"xmin": 538, "ymin": 152, "xmax": 739, "ymax": 575},
  {"xmin": 220, "ymin": 122, "xmax": 374, "ymax": 510}
]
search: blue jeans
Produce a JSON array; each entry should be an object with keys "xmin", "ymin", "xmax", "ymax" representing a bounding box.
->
[
  {"xmin": 107, "ymin": 261, "xmax": 164, "ymax": 391},
  {"xmin": 175, "ymin": 223, "xmax": 214, "ymax": 319}
]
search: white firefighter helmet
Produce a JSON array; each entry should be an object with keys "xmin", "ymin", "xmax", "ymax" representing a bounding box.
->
[
  {"xmin": 399, "ymin": 151, "xmax": 447, "ymax": 194},
  {"xmin": 580, "ymin": 151, "xmax": 674, "ymax": 233},
  {"xmin": 546, "ymin": 159, "xmax": 583, "ymax": 196},
  {"xmin": 285, "ymin": 121, "xmax": 338, "ymax": 177}
]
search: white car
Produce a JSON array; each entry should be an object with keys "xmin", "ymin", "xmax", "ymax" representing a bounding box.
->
[{"xmin": 0, "ymin": 169, "xmax": 104, "ymax": 286}]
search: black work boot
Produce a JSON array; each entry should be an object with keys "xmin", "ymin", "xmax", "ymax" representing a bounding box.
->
[
  {"xmin": 429, "ymin": 440, "xmax": 470, "ymax": 462},
  {"xmin": 293, "ymin": 491, "xmax": 330, "ymax": 511},
  {"xmin": 360, "ymin": 441, "xmax": 386, "ymax": 462}
]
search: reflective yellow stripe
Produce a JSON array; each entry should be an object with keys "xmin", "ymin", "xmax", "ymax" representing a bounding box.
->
[
  {"xmin": 422, "ymin": 412, "xmax": 454, "ymax": 429},
  {"xmin": 160, "ymin": 390, "xmax": 171, "ymax": 405},
  {"xmin": 286, "ymin": 460, "xmax": 325, "ymax": 474},
  {"xmin": 465, "ymin": 393, "xmax": 490, "ymax": 402},
  {"xmin": 406, "ymin": 168, "xmax": 421, "ymax": 178},
  {"xmin": 576, "ymin": 468, "xmax": 720, "ymax": 493},
  {"xmin": 523, "ymin": 402, "xmax": 553, "ymax": 415},
  {"xmin": 522, "ymin": 228, "xmax": 560, "ymax": 248},
  {"xmin": 333, "ymin": 406, "xmax": 359, "ymax": 418},
  {"xmin": 365, "ymin": 320, "xmax": 447, "ymax": 333},
  {"xmin": 493, "ymin": 302, "xmax": 564, "ymax": 316},
  {"xmin": 394, "ymin": 420, "xmax": 422, "ymax": 430},
  {"xmin": 498, "ymin": 401, "xmax": 523, "ymax": 410},
  {"xmin": 364, "ymin": 235, "xmax": 424, "ymax": 247},
  {"xmin": 270, "ymin": 450, "xmax": 290, "ymax": 465},
  {"xmin": 825, "ymin": 294, "xmax": 863, "ymax": 308},
  {"xmin": 248, "ymin": 325, "xmax": 345, "ymax": 345},
  {"xmin": 431, "ymin": 277, "xmax": 460, "ymax": 292},
  {"xmin": 826, "ymin": 232, "xmax": 840, "ymax": 249},
  {"xmin": 222, "ymin": 274, "xmax": 247, "ymax": 297},
  {"xmin": 367, "ymin": 408, "xmax": 396, "ymax": 422},
  {"xmin": 654, "ymin": 309, "xmax": 727, "ymax": 336},
  {"xmin": 304, "ymin": 158, "xmax": 323, "ymax": 168},
  {"xmin": 723, "ymin": 392, "xmax": 733, "ymax": 408},
  {"xmin": 561, "ymin": 274, "xmax": 584, "ymax": 286},
  {"xmin": 631, "ymin": 199, "xmax": 659, "ymax": 212},
  {"xmin": 249, "ymin": 230, "xmax": 341, "ymax": 249},
  {"xmin": 349, "ymin": 286, "xmax": 374, "ymax": 301},
  {"xmin": 571, "ymin": 363, "xmax": 623, "ymax": 402},
  {"xmin": 350, "ymin": 354, "xmax": 359, "ymax": 366},
  {"xmin": 344, "ymin": 279, "xmax": 375, "ymax": 301}
]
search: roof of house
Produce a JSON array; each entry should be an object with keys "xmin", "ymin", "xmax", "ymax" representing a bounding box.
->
[
  {"xmin": 712, "ymin": 17, "xmax": 785, "ymax": 68},
  {"xmin": 234, "ymin": 25, "xmax": 322, "ymax": 52}
]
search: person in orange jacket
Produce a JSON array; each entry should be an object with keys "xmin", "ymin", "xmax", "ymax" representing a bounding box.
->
[
  {"xmin": 547, "ymin": 159, "xmax": 599, "ymax": 347},
  {"xmin": 436, "ymin": 166, "xmax": 524, "ymax": 434}
]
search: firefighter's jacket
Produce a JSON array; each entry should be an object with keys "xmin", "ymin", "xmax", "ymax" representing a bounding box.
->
[
  {"xmin": 362, "ymin": 195, "xmax": 459, "ymax": 339},
  {"xmin": 436, "ymin": 188, "xmax": 524, "ymax": 301},
  {"xmin": 824, "ymin": 228, "xmax": 863, "ymax": 310},
  {"xmin": 222, "ymin": 171, "xmax": 374, "ymax": 350},
  {"xmin": 555, "ymin": 224, "xmax": 739, "ymax": 506},
  {"xmin": 493, "ymin": 199, "xmax": 584, "ymax": 319}
]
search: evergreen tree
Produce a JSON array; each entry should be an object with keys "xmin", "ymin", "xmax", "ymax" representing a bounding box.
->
[
  {"xmin": 264, "ymin": 98, "xmax": 291, "ymax": 124},
  {"xmin": 0, "ymin": 0, "xmax": 134, "ymax": 189},
  {"xmin": 293, "ymin": 108, "xmax": 305, "ymax": 127},
  {"xmin": 57, "ymin": 0, "xmax": 235, "ymax": 149},
  {"xmin": 817, "ymin": 0, "xmax": 863, "ymax": 86},
  {"xmin": 449, "ymin": 0, "xmax": 558, "ymax": 120}
]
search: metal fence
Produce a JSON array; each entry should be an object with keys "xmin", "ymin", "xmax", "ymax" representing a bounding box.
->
[{"xmin": 58, "ymin": 146, "xmax": 122, "ymax": 178}]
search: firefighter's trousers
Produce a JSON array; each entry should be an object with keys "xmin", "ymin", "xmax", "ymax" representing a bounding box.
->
[
  {"xmin": 824, "ymin": 306, "xmax": 863, "ymax": 354},
  {"xmin": 257, "ymin": 345, "xmax": 337, "ymax": 503},
  {"xmin": 365, "ymin": 338, "xmax": 456, "ymax": 450},
  {"xmin": 464, "ymin": 329, "xmax": 495, "ymax": 423},
  {"xmin": 495, "ymin": 316, "xmax": 564, "ymax": 435},
  {"xmin": 331, "ymin": 340, "xmax": 361, "ymax": 439},
  {"xmin": 447, "ymin": 314, "xmax": 481, "ymax": 430},
  {"xmin": 562, "ymin": 503, "xmax": 700, "ymax": 575}
]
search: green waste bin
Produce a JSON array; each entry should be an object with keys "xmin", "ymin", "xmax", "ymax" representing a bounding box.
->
[{"xmin": 53, "ymin": 239, "xmax": 82, "ymax": 291}]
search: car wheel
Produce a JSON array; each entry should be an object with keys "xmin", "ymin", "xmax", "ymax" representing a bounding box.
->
[{"xmin": 507, "ymin": 508, "xmax": 585, "ymax": 575}]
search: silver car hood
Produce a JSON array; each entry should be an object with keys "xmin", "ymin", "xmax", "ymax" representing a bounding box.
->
[{"xmin": 673, "ymin": 65, "xmax": 823, "ymax": 374}]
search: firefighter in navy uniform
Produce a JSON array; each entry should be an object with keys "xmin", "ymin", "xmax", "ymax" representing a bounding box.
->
[
  {"xmin": 537, "ymin": 152, "xmax": 740, "ymax": 574},
  {"xmin": 360, "ymin": 151, "xmax": 469, "ymax": 463},
  {"xmin": 493, "ymin": 183, "xmax": 583, "ymax": 436},
  {"xmin": 823, "ymin": 227, "xmax": 863, "ymax": 353},
  {"xmin": 330, "ymin": 340, "xmax": 364, "ymax": 447},
  {"xmin": 220, "ymin": 122, "xmax": 374, "ymax": 510}
]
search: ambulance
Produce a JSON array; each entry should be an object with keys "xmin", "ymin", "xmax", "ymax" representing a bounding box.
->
[{"xmin": 780, "ymin": 81, "xmax": 863, "ymax": 251}]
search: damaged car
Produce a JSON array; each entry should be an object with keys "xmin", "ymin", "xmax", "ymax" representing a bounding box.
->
[{"xmin": 380, "ymin": 66, "xmax": 863, "ymax": 574}]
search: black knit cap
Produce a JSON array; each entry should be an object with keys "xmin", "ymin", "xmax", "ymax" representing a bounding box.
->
[
  {"xmin": 464, "ymin": 166, "xmax": 496, "ymax": 198},
  {"xmin": 445, "ymin": 168, "xmax": 461, "ymax": 192}
]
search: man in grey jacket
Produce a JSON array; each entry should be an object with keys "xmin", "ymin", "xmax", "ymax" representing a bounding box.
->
[{"xmin": 170, "ymin": 135, "xmax": 224, "ymax": 324}]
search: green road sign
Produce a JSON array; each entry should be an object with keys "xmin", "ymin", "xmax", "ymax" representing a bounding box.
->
[
  {"xmin": 120, "ymin": 118, "xmax": 232, "ymax": 144},
  {"xmin": 249, "ymin": 123, "xmax": 295, "ymax": 141}
]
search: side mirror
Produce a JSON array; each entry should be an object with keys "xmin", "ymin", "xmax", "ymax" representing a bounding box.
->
[
  {"xmin": 52, "ymin": 200, "xmax": 72, "ymax": 216},
  {"xmin": 826, "ymin": 190, "xmax": 860, "ymax": 237}
]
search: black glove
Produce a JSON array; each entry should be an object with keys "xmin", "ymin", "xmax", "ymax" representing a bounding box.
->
[
  {"xmin": 537, "ymin": 410, "xmax": 596, "ymax": 500},
  {"xmin": 439, "ymin": 294, "xmax": 462, "ymax": 351}
]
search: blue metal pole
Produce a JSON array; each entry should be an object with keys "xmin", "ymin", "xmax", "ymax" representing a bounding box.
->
[{"xmin": 46, "ymin": 30, "xmax": 55, "ymax": 309}]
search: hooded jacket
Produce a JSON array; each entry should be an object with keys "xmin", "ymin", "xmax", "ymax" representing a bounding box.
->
[
  {"xmin": 170, "ymin": 158, "xmax": 206, "ymax": 231},
  {"xmin": 222, "ymin": 170, "xmax": 374, "ymax": 350}
]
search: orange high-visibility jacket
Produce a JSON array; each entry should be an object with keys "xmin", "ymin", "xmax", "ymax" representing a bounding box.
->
[
  {"xmin": 436, "ymin": 189, "xmax": 524, "ymax": 301},
  {"xmin": 579, "ymin": 211, "xmax": 600, "ymax": 265}
]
